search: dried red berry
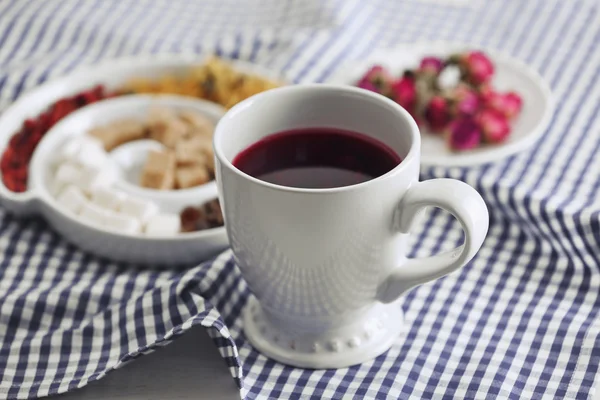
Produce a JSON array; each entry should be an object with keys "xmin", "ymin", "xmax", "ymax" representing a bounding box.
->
[
  {"xmin": 38, "ymin": 111, "xmax": 51, "ymax": 131},
  {"xmin": 1, "ymin": 156, "xmax": 10, "ymax": 173},
  {"xmin": 0, "ymin": 85, "xmax": 107, "ymax": 192},
  {"xmin": 92, "ymin": 84, "xmax": 105, "ymax": 99},
  {"xmin": 14, "ymin": 181, "xmax": 26, "ymax": 192},
  {"xmin": 23, "ymin": 119, "xmax": 36, "ymax": 132},
  {"xmin": 180, "ymin": 206, "xmax": 202, "ymax": 232}
]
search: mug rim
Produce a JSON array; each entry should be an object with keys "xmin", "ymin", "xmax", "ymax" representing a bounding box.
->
[{"xmin": 213, "ymin": 84, "xmax": 421, "ymax": 194}]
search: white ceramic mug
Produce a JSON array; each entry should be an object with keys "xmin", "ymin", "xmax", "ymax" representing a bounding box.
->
[{"xmin": 214, "ymin": 84, "xmax": 489, "ymax": 368}]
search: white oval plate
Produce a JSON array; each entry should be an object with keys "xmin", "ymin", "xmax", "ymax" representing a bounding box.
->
[
  {"xmin": 0, "ymin": 55, "xmax": 283, "ymax": 264},
  {"xmin": 328, "ymin": 42, "xmax": 554, "ymax": 167}
]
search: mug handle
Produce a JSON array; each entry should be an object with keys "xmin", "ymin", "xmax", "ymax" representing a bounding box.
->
[{"xmin": 376, "ymin": 178, "xmax": 489, "ymax": 304}]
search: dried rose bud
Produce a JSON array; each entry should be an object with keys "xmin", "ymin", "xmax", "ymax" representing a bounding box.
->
[
  {"xmin": 356, "ymin": 65, "xmax": 393, "ymax": 92},
  {"xmin": 424, "ymin": 95, "xmax": 452, "ymax": 132},
  {"xmin": 476, "ymin": 109, "xmax": 511, "ymax": 143},
  {"xmin": 419, "ymin": 57, "xmax": 444, "ymax": 74},
  {"xmin": 460, "ymin": 51, "xmax": 494, "ymax": 86},
  {"xmin": 363, "ymin": 65, "xmax": 390, "ymax": 80},
  {"xmin": 477, "ymin": 83, "xmax": 497, "ymax": 104},
  {"xmin": 391, "ymin": 76, "xmax": 417, "ymax": 113},
  {"xmin": 488, "ymin": 91, "xmax": 523, "ymax": 119},
  {"xmin": 451, "ymin": 85, "xmax": 480, "ymax": 116},
  {"xmin": 357, "ymin": 80, "xmax": 379, "ymax": 92},
  {"xmin": 447, "ymin": 118, "xmax": 482, "ymax": 150},
  {"xmin": 414, "ymin": 75, "xmax": 435, "ymax": 112}
]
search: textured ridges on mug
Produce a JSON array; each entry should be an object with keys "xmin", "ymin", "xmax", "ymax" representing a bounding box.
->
[{"xmin": 243, "ymin": 297, "xmax": 404, "ymax": 369}]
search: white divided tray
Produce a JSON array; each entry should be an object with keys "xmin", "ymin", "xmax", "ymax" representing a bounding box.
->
[
  {"xmin": 0, "ymin": 55, "xmax": 283, "ymax": 264},
  {"xmin": 27, "ymin": 95, "xmax": 228, "ymax": 264}
]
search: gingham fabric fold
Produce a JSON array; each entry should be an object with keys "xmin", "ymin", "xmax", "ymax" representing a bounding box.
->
[{"xmin": 0, "ymin": 0, "xmax": 599, "ymax": 399}]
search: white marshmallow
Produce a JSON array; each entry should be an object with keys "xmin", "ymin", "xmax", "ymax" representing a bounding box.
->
[
  {"xmin": 79, "ymin": 201, "xmax": 109, "ymax": 228},
  {"xmin": 104, "ymin": 211, "xmax": 142, "ymax": 235},
  {"xmin": 144, "ymin": 213, "xmax": 181, "ymax": 236},
  {"xmin": 82, "ymin": 135, "xmax": 104, "ymax": 149},
  {"xmin": 57, "ymin": 139, "xmax": 81, "ymax": 164},
  {"xmin": 119, "ymin": 196, "xmax": 158, "ymax": 223},
  {"xmin": 78, "ymin": 166, "xmax": 116, "ymax": 194},
  {"xmin": 58, "ymin": 136, "xmax": 105, "ymax": 165},
  {"xmin": 56, "ymin": 185, "xmax": 87, "ymax": 214},
  {"xmin": 91, "ymin": 187, "xmax": 126, "ymax": 211},
  {"xmin": 53, "ymin": 162, "xmax": 83, "ymax": 195},
  {"xmin": 51, "ymin": 180, "xmax": 64, "ymax": 197},
  {"xmin": 76, "ymin": 143, "xmax": 109, "ymax": 170}
]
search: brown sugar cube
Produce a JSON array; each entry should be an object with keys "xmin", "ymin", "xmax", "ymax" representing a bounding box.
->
[
  {"xmin": 112, "ymin": 119, "xmax": 146, "ymax": 140},
  {"xmin": 204, "ymin": 153, "xmax": 215, "ymax": 175},
  {"xmin": 190, "ymin": 136, "xmax": 213, "ymax": 156},
  {"xmin": 175, "ymin": 143, "xmax": 208, "ymax": 166},
  {"xmin": 175, "ymin": 165, "xmax": 210, "ymax": 189},
  {"xmin": 88, "ymin": 126, "xmax": 119, "ymax": 150},
  {"xmin": 178, "ymin": 111, "xmax": 214, "ymax": 138},
  {"xmin": 88, "ymin": 119, "xmax": 146, "ymax": 151},
  {"xmin": 187, "ymin": 126, "xmax": 214, "ymax": 139},
  {"xmin": 140, "ymin": 150, "xmax": 176, "ymax": 190},
  {"xmin": 148, "ymin": 106, "xmax": 177, "ymax": 125},
  {"xmin": 190, "ymin": 137, "xmax": 214, "ymax": 173},
  {"xmin": 148, "ymin": 117, "xmax": 188, "ymax": 148},
  {"xmin": 175, "ymin": 136, "xmax": 213, "ymax": 165}
]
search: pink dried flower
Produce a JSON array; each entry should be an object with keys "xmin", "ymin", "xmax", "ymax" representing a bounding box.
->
[
  {"xmin": 391, "ymin": 76, "xmax": 417, "ymax": 113},
  {"xmin": 364, "ymin": 65, "xmax": 390, "ymax": 80},
  {"xmin": 452, "ymin": 85, "xmax": 480, "ymax": 116},
  {"xmin": 357, "ymin": 80, "xmax": 379, "ymax": 92},
  {"xmin": 424, "ymin": 95, "xmax": 452, "ymax": 132},
  {"xmin": 419, "ymin": 57, "xmax": 444, "ymax": 74},
  {"xmin": 447, "ymin": 118, "xmax": 481, "ymax": 150},
  {"xmin": 461, "ymin": 51, "xmax": 495, "ymax": 86},
  {"xmin": 478, "ymin": 84, "xmax": 497, "ymax": 105},
  {"xmin": 502, "ymin": 92, "xmax": 523, "ymax": 118},
  {"xmin": 487, "ymin": 91, "xmax": 523, "ymax": 119},
  {"xmin": 356, "ymin": 65, "xmax": 393, "ymax": 91},
  {"xmin": 477, "ymin": 109, "xmax": 511, "ymax": 143}
]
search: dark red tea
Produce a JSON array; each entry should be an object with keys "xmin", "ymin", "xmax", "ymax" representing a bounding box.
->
[{"xmin": 232, "ymin": 128, "xmax": 401, "ymax": 189}]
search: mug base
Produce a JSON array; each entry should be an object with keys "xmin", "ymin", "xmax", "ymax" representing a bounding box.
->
[{"xmin": 242, "ymin": 296, "xmax": 404, "ymax": 369}]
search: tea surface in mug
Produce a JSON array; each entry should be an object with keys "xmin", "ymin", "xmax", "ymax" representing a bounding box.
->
[{"xmin": 232, "ymin": 127, "xmax": 402, "ymax": 189}]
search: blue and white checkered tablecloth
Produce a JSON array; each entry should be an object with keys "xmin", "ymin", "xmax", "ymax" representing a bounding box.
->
[{"xmin": 0, "ymin": 0, "xmax": 599, "ymax": 398}]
